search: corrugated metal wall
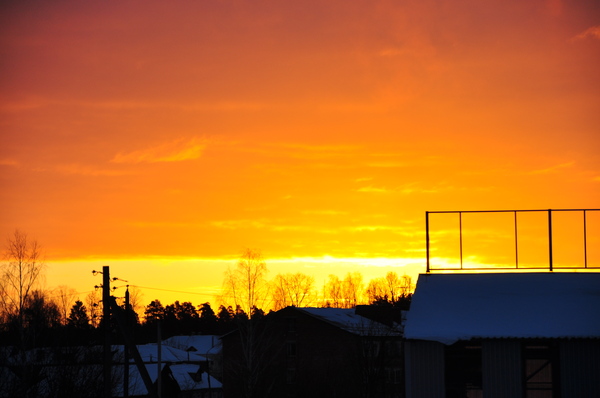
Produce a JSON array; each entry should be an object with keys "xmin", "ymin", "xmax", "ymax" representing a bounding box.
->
[
  {"xmin": 560, "ymin": 340, "xmax": 600, "ymax": 398},
  {"xmin": 482, "ymin": 340, "xmax": 522, "ymax": 398},
  {"xmin": 404, "ymin": 340, "xmax": 445, "ymax": 398}
]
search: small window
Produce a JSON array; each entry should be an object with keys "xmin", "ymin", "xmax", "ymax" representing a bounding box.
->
[
  {"xmin": 286, "ymin": 342, "xmax": 297, "ymax": 357},
  {"xmin": 286, "ymin": 368, "xmax": 296, "ymax": 384},
  {"xmin": 523, "ymin": 344, "xmax": 558, "ymax": 398},
  {"xmin": 363, "ymin": 340, "xmax": 380, "ymax": 357},
  {"xmin": 286, "ymin": 317, "xmax": 296, "ymax": 332}
]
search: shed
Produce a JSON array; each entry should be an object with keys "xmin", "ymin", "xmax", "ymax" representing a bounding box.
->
[{"xmin": 404, "ymin": 272, "xmax": 600, "ymax": 398}]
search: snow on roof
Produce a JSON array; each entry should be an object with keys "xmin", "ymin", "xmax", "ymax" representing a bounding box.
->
[
  {"xmin": 298, "ymin": 307, "xmax": 401, "ymax": 336},
  {"xmin": 169, "ymin": 364, "xmax": 223, "ymax": 391},
  {"xmin": 404, "ymin": 272, "xmax": 600, "ymax": 345},
  {"xmin": 113, "ymin": 363, "xmax": 166, "ymax": 397},
  {"xmin": 113, "ymin": 344, "xmax": 194, "ymax": 363},
  {"xmin": 162, "ymin": 335, "xmax": 222, "ymax": 355}
]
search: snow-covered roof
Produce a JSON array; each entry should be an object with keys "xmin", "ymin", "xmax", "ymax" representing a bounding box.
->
[
  {"xmin": 298, "ymin": 307, "xmax": 401, "ymax": 336},
  {"xmin": 162, "ymin": 335, "xmax": 222, "ymax": 355},
  {"xmin": 169, "ymin": 364, "xmax": 222, "ymax": 391},
  {"xmin": 113, "ymin": 344, "xmax": 200, "ymax": 363},
  {"xmin": 113, "ymin": 363, "xmax": 166, "ymax": 397},
  {"xmin": 404, "ymin": 272, "xmax": 600, "ymax": 345}
]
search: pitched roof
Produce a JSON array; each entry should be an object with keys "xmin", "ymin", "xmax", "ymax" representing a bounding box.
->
[
  {"xmin": 297, "ymin": 307, "xmax": 401, "ymax": 336},
  {"xmin": 169, "ymin": 364, "xmax": 222, "ymax": 391},
  {"xmin": 162, "ymin": 335, "xmax": 221, "ymax": 355},
  {"xmin": 404, "ymin": 272, "xmax": 600, "ymax": 345}
]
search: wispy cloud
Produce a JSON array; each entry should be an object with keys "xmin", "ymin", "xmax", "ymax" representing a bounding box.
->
[
  {"xmin": 301, "ymin": 210, "xmax": 348, "ymax": 216},
  {"xmin": 56, "ymin": 163, "xmax": 132, "ymax": 176},
  {"xmin": 573, "ymin": 25, "xmax": 600, "ymax": 41},
  {"xmin": 0, "ymin": 158, "xmax": 18, "ymax": 166},
  {"xmin": 357, "ymin": 186, "xmax": 389, "ymax": 193},
  {"xmin": 366, "ymin": 161, "xmax": 406, "ymax": 168},
  {"xmin": 112, "ymin": 137, "xmax": 206, "ymax": 164},
  {"xmin": 259, "ymin": 142, "xmax": 360, "ymax": 161},
  {"xmin": 528, "ymin": 161, "xmax": 574, "ymax": 175}
]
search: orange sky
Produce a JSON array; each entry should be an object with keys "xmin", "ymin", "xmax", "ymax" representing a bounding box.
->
[{"xmin": 1, "ymin": 0, "xmax": 599, "ymax": 307}]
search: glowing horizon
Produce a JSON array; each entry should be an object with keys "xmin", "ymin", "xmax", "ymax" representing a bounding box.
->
[{"xmin": 1, "ymin": 0, "xmax": 599, "ymax": 311}]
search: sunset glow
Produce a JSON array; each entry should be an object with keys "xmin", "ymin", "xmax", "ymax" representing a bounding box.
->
[{"xmin": 1, "ymin": 0, "xmax": 599, "ymax": 307}]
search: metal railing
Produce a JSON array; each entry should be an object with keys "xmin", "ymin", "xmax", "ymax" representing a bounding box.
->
[{"xmin": 425, "ymin": 208, "xmax": 600, "ymax": 272}]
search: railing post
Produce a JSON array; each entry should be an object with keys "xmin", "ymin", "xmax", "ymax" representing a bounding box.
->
[
  {"xmin": 548, "ymin": 209, "xmax": 553, "ymax": 271},
  {"xmin": 514, "ymin": 211, "xmax": 519, "ymax": 269},
  {"xmin": 584, "ymin": 210, "xmax": 588, "ymax": 268},
  {"xmin": 426, "ymin": 211, "xmax": 430, "ymax": 273},
  {"xmin": 459, "ymin": 212, "xmax": 463, "ymax": 269}
]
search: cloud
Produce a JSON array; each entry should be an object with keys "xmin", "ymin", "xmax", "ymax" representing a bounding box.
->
[
  {"xmin": 528, "ymin": 161, "xmax": 574, "ymax": 175},
  {"xmin": 357, "ymin": 186, "xmax": 389, "ymax": 193},
  {"xmin": 301, "ymin": 210, "xmax": 348, "ymax": 216},
  {"xmin": 0, "ymin": 158, "xmax": 18, "ymax": 166},
  {"xmin": 56, "ymin": 163, "xmax": 132, "ymax": 176},
  {"xmin": 366, "ymin": 161, "xmax": 406, "ymax": 168},
  {"xmin": 259, "ymin": 142, "xmax": 361, "ymax": 161},
  {"xmin": 111, "ymin": 137, "xmax": 206, "ymax": 164},
  {"xmin": 211, "ymin": 220, "xmax": 267, "ymax": 230},
  {"xmin": 573, "ymin": 25, "xmax": 600, "ymax": 41},
  {"xmin": 347, "ymin": 226, "xmax": 419, "ymax": 236}
]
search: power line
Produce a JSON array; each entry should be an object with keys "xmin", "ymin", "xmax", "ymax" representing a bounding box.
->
[{"xmin": 129, "ymin": 284, "xmax": 212, "ymax": 297}]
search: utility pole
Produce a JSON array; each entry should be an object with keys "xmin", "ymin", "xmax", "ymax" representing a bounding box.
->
[
  {"xmin": 124, "ymin": 286, "xmax": 130, "ymax": 398},
  {"xmin": 157, "ymin": 320, "xmax": 162, "ymax": 398},
  {"xmin": 103, "ymin": 265, "xmax": 112, "ymax": 398}
]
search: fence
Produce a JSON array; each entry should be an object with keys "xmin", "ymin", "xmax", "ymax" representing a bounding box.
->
[{"xmin": 425, "ymin": 209, "xmax": 600, "ymax": 272}]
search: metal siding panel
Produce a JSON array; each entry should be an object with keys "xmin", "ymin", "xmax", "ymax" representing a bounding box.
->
[
  {"xmin": 405, "ymin": 340, "xmax": 445, "ymax": 398},
  {"xmin": 560, "ymin": 340, "xmax": 600, "ymax": 398},
  {"xmin": 482, "ymin": 340, "xmax": 522, "ymax": 398}
]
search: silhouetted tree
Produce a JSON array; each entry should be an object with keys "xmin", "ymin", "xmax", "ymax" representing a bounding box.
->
[
  {"xmin": 144, "ymin": 299, "xmax": 165, "ymax": 324},
  {"xmin": 0, "ymin": 229, "xmax": 45, "ymax": 329},
  {"xmin": 199, "ymin": 302, "xmax": 218, "ymax": 333},
  {"xmin": 235, "ymin": 304, "xmax": 248, "ymax": 321},
  {"xmin": 176, "ymin": 301, "xmax": 198, "ymax": 322},
  {"xmin": 67, "ymin": 300, "xmax": 90, "ymax": 329},
  {"xmin": 250, "ymin": 306, "xmax": 265, "ymax": 320},
  {"xmin": 366, "ymin": 272, "xmax": 414, "ymax": 307},
  {"xmin": 217, "ymin": 305, "xmax": 234, "ymax": 323}
]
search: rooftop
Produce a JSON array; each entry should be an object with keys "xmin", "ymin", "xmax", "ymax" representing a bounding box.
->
[{"xmin": 404, "ymin": 272, "xmax": 600, "ymax": 345}]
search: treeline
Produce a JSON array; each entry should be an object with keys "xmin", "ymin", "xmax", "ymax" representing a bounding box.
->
[{"xmin": 0, "ymin": 232, "xmax": 413, "ymax": 348}]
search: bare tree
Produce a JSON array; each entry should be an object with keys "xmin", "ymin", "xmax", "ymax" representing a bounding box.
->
[
  {"xmin": 85, "ymin": 289, "xmax": 101, "ymax": 328},
  {"xmin": 323, "ymin": 274, "xmax": 344, "ymax": 308},
  {"xmin": 384, "ymin": 272, "xmax": 401, "ymax": 304},
  {"xmin": 342, "ymin": 272, "xmax": 364, "ymax": 308},
  {"xmin": 323, "ymin": 272, "xmax": 364, "ymax": 308},
  {"xmin": 365, "ymin": 277, "xmax": 387, "ymax": 303},
  {"xmin": 272, "ymin": 272, "xmax": 316, "ymax": 310},
  {"xmin": 126, "ymin": 285, "xmax": 144, "ymax": 317},
  {"xmin": 54, "ymin": 285, "xmax": 78, "ymax": 325},
  {"xmin": 399, "ymin": 273, "xmax": 414, "ymax": 297},
  {"xmin": 365, "ymin": 272, "xmax": 414, "ymax": 305},
  {"xmin": 221, "ymin": 249, "xmax": 277, "ymax": 398},
  {"xmin": 0, "ymin": 230, "xmax": 45, "ymax": 327},
  {"xmin": 222, "ymin": 248, "xmax": 270, "ymax": 316}
]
